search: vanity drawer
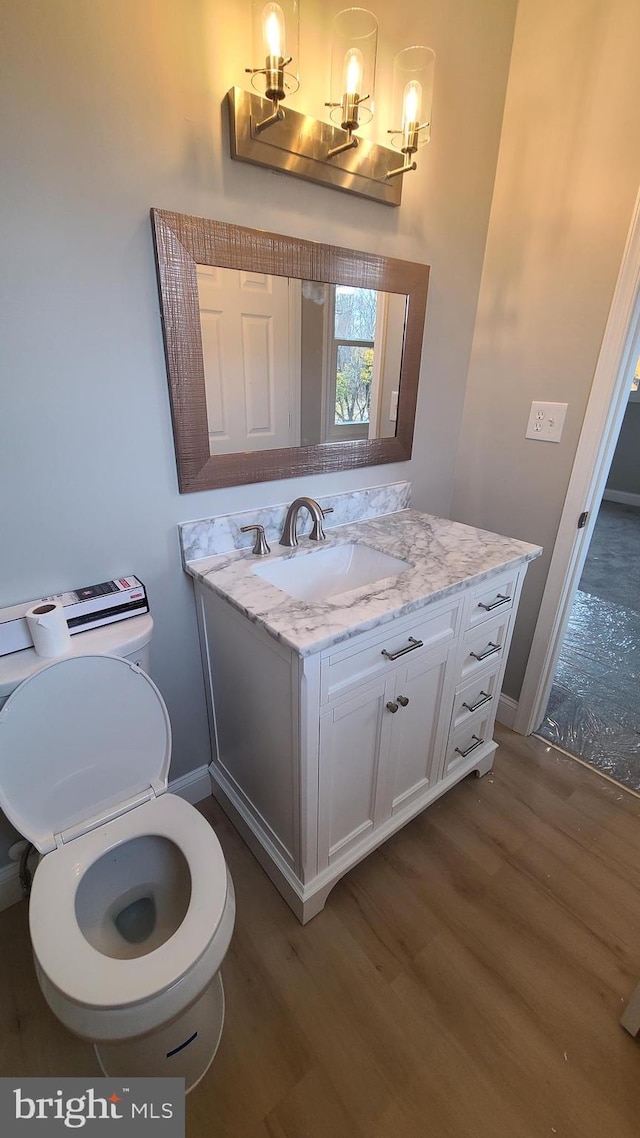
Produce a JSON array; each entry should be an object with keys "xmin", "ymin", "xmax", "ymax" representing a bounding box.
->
[
  {"xmin": 465, "ymin": 570, "xmax": 518, "ymax": 631},
  {"xmin": 443, "ymin": 713, "xmax": 493, "ymax": 780},
  {"xmin": 320, "ymin": 601, "xmax": 460, "ymax": 705},
  {"xmin": 457, "ymin": 614, "xmax": 511, "ymax": 686},
  {"xmin": 450, "ymin": 664, "xmax": 501, "ymax": 732}
]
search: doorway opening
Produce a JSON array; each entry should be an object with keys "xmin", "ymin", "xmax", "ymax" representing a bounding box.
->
[
  {"xmin": 536, "ymin": 364, "xmax": 640, "ymax": 789},
  {"xmin": 514, "ymin": 188, "xmax": 640, "ymax": 757}
]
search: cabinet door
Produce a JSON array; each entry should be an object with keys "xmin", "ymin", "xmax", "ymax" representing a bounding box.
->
[
  {"xmin": 383, "ymin": 643, "xmax": 454, "ymax": 817},
  {"xmin": 318, "ymin": 678, "xmax": 393, "ymax": 868}
]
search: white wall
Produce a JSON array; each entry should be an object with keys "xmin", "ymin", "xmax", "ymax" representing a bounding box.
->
[
  {"xmin": 452, "ymin": 0, "xmax": 640, "ymax": 701},
  {"xmin": 606, "ymin": 402, "xmax": 640, "ymax": 496},
  {"xmin": 0, "ymin": 0, "xmax": 516, "ymax": 858}
]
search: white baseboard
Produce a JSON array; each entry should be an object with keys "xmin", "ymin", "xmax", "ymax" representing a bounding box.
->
[
  {"xmin": 602, "ymin": 489, "xmax": 640, "ymax": 507},
  {"xmin": 496, "ymin": 693, "xmax": 519, "ymax": 730},
  {"xmin": 0, "ymin": 764, "xmax": 213, "ymax": 914},
  {"xmin": 167, "ymin": 764, "xmax": 212, "ymax": 805}
]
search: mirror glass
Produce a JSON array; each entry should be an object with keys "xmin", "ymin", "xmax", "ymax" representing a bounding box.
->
[
  {"xmin": 151, "ymin": 209, "xmax": 429, "ymax": 492},
  {"xmin": 196, "ymin": 265, "xmax": 408, "ymax": 455}
]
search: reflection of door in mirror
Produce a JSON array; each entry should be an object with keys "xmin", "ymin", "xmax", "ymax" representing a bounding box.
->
[{"xmin": 196, "ymin": 266, "xmax": 300, "ymax": 455}]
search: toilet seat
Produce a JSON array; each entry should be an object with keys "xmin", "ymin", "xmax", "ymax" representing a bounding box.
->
[
  {"xmin": 29, "ymin": 793, "xmax": 229, "ymax": 1009},
  {"xmin": 0, "ymin": 653, "xmax": 229, "ymax": 1009}
]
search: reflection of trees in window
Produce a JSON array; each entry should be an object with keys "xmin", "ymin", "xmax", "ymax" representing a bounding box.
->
[
  {"xmin": 333, "ymin": 287, "xmax": 377, "ymax": 426},
  {"xmin": 335, "ymin": 346, "xmax": 374, "ymax": 424},
  {"xmin": 334, "ymin": 287, "xmax": 377, "ymax": 340}
]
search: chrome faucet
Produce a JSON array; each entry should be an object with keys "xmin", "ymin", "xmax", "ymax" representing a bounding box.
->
[{"xmin": 279, "ymin": 497, "xmax": 333, "ymax": 547}]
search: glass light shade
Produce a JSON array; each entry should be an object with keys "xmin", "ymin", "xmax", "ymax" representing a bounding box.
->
[
  {"xmin": 328, "ymin": 8, "xmax": 378, "ymax": 128},
  {"xmin": 250, "ymin": 0, "xmax": 300, "ymax": 94},
  {"xmin": 391, "ymin": 45, "xmax": 435, "ymax": 150}
]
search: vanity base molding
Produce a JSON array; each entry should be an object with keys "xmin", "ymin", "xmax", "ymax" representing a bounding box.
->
[{"xmin": 209, "ymin": 744, "xmax": 496, "ymax": 924}]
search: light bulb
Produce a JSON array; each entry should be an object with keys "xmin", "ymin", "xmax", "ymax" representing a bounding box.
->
[
  {"xmin": 344, "ymin": 48, "xmax": 364, "ymax": 96},
  {"xmin": 262, "ymin": 3, "xmax": 285, "ymax": 58},
  {"xmin": 402, "ymin": 79, "xmax": 422, "ymax": 125}
]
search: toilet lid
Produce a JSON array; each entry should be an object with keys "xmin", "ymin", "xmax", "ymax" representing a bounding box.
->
[{"xmin": 0, "ymin": 654, "xmax": 171, "ymax": 854}]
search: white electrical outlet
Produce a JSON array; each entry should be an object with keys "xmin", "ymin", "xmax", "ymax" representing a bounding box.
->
[
  {"xmin": 389, "ymin": 389, "xmax": 399, "ymax": 421},
  {"xmin": 525, "ymin": 401, "xmax": 568, "ymax": 443}
]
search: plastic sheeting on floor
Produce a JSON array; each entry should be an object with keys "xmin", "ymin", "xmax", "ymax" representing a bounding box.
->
[{"xmin": 537, "ymin": 589, "xmax": 640, "ymax": 791}]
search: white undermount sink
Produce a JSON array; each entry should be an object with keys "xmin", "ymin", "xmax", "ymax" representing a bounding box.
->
[{"xmin": 252, "ymin": 542, "xmax": 411, "ymax": 602}]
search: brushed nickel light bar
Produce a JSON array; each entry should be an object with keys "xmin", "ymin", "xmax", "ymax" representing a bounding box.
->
[{"xmin": 228, "ymin": 4, "xmax": 435, "ymax": 207}]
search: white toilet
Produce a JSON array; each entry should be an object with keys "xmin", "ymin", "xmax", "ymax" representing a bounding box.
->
[{"xmin": 0, "ymin": 615, "xmax": 235, "ymax": 1091}]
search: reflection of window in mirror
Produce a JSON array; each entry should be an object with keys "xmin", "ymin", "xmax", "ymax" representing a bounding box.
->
[
  {"xmin": 300, "ymin": 283, "xmax": 407, "ymax": 447},
  {"xmin": 325, "ymin": 285, "xmax": 377, "ymax": 442}
]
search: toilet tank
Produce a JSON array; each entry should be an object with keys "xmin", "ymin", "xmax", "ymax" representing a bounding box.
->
[{"xmin": 0, "ymin": 614, "xmax": 154, "ymax": 712}]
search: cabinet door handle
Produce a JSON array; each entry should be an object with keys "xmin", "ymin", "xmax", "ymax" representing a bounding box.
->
[
  {"xmin": 455, "ymin": 734, "xmax": 484, "ymax": 758},
  {"xmin": 381, "ymin": 636, "xmax": 423, "ymax": 661},
  {"xmin": 386, "ymin": 701, "xmax": 399, "ymax": 713},
  {"xmin": 397, "ymin": 695, "xmax": 409, "ymax": 707},
  {"xmin": 477, "ymin": 593, "xmax": 511, "ymax": 611},
  {"xmin": 462, "ymin": 691, "xmax": 492, "ymax": 713},
  {"xmin": 470, "ymin": 641, "xmax": 501, "ymax": 661}
]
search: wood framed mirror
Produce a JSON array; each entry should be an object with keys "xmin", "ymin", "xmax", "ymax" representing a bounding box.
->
[{"xmin": 151, "ymin": 208, "xmax": 429, "ymax": 492}]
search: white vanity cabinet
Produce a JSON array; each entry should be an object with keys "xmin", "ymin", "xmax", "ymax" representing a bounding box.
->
[
  {"xmin": 194, "ymin": 558, "xmax": 527, "ymax": 924},
  {"xmin": 317, "ymin": 602, "xmax": 460, "ymax": 870}
]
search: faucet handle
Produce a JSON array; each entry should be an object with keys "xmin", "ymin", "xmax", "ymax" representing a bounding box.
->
[
  {"xmin": 310, "ymin": 506, "xmax": 333, "ymax": 542},
  {"xmin": 240, "ymin": 524, "xmax": 271, "ymax": 556}
]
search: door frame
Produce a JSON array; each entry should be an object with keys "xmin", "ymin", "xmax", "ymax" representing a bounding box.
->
[{"xmin": 514, "ymin": 186, "xmax": 640, "ymax": 736}]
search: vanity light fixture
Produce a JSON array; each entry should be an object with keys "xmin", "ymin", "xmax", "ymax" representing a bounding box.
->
[
  {"xmin": 325, "ymin": 8, "xmax": 378, "ymax": 159},
  {"xmin": 245, "ymin": 0, "xmax": 300, "ymax": 132},
  {"xmin": 226, "ymin": 4, "xmax": 435, "ymax": 206},
  {"xmin": 386, "ymin": 46, "xmax": 435, "ymax": 178}
]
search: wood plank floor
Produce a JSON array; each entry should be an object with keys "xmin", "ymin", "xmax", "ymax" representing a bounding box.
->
[{"xmin": 1, "ymin": 725, "xmax": 639, "ymax": 1136}]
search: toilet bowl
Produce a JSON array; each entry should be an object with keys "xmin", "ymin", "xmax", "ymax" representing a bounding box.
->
[{"xmin": 0, "ymin": 644, "xmax": 234, "ymax": 1091}]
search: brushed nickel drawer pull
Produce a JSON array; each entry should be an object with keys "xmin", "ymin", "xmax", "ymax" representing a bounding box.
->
[
  {"xmin": 462, "ymin": 691, "xmax": 492, "ymax": 713},
  {"xmin": 386, "ymin": 701, "xmax": 399, "ymax": 713},
  {"xmin": 477, "ymin": 593, "xmax": 511, "ymax": 611},
  {"xmin": 382, "ymin": 636, "xmax": 423, "ymax": 661},
  {"xmin": 470, "ymin": 641, "xmax": 501, "ymax": 661},
  {"xmin": 455, "ymin": 734, "xmax": 484, "ymax": 758},
  {"xmin": 397, "ymin": 695, "xmax": 409, "ymax": 707}
]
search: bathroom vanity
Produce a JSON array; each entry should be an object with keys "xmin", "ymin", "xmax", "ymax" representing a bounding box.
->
[{"xmin": 181, "ymin": 489, "xmax": 540, "ymax": 923}]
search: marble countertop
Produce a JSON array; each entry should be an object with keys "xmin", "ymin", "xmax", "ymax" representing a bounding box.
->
[{"xmin": 184, "ymin": 509, "xmax": 541, "ymax": 657}]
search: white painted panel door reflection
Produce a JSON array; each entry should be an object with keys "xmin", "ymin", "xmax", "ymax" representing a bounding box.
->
[{"xmin": 196, "ymin": 266, "xmax": 298, "ymax": 454}]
